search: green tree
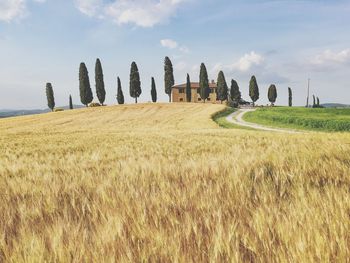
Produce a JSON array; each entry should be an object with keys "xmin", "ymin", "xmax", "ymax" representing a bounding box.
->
[
  {"xmin": 230, "ymin": 79, "xmax": 241, "ymax": 106},
  {"xmin": 95, "ymin": 58, "xmax": 106, "ymax": 105},
  {"xmin": 46, "ymin": 83, "xmax": 55, "ymax": 111},
  {"xmin": 199, "ymin": 63, "xmax": 210, "ymax": 102},
  {"xmin": 216, "ymin": 71, "xmax": 228, "ymax": 103},
  {"xmin": 249, "ymin": 75, "xmax": 259, "ymax": 106},
  {"xmin": 116, "ymin": 77, "xmax": 124, "ymax": 105},
  {"xmin": 129, "ymin": 62, "xmax": 141, "ymax": 103},
  {"xmin": 317, "ymin": 97, "xmax": 320, "ymax": 107},
  {"xmin": 313, "ymin": 95, "xmax": 316, "ymax": 108},
  {"xmin": 268, "ymin": 84, "xmax": 277, "ymax": 106},
  {"xmin": 288, "ymin": 87, "xmax": 292, "ymax": 107},
  {"xmin": 79, "ymin": 62, "xmax": 93, "ymax": 107},
  {"xmin": 69, "ymin": 95, "xmax": 73, "ymax": 109},
  {"xmin": 164, "ymin": 56, "xmax": 174, "ymax": 102},
  {"xmin": 186, "ymin": 74, "xmax": 191, "ymax": 102},
  {"xmin": 151, "ymin": 77, "xmax": 157, "ymax": 103}
]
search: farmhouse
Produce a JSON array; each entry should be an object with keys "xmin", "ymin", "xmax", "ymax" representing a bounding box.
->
[{"xmin": 172, "ymin": 80, "xmax": 220, "ymax": 103}]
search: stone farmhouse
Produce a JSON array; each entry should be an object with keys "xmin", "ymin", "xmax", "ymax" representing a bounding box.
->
[{"xmin": 171, "ymin": 80, "xmax": 223, "ymax": 103}]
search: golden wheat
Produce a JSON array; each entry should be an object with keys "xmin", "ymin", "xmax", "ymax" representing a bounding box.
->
[{"xmin": 0, "ymin": 103, "xmax": 350, "ymax": 262}]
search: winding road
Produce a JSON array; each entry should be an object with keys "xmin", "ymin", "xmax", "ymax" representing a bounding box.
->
[{"xmin": 226, "ymin": 109, "xmax": 302, "ymax": 134}]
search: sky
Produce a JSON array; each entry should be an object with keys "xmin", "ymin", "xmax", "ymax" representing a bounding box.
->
[{"xmin": 0, "ymin": 0, "xmax": 349, "ymax": 109}]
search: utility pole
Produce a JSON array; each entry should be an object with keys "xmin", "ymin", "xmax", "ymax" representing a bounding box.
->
[{"xmin": 306, "ymin": 78, "xmax": 310, "ymax": 108}]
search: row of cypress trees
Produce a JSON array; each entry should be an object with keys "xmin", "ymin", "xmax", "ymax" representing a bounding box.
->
[
  {"xmin": 79, "ymin": 59, "xmax": 162, "ymax": 106},
  {"xmin": 312, "ymin": 95, "xmax": 322, "ymax": 108},
  {"xmin": 46, "ymin": 56, "xmax": 294, "ymax": 110},
  {"xmin": 250, "ymin": 77, "xmax": 294, "ymax": 107}
]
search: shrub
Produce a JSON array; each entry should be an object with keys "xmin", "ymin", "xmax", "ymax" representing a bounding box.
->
[
  {"xmin": 89, "ymin": 102, "xmax": 102, "ymax": 107},
  {"xmin": 54, "ymin": 108, "xmax": 64, "ymax": 112}
]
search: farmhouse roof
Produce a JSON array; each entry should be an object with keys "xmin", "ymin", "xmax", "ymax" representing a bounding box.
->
[{"xmin": 172, "ymin": 81, "xmax": 217, "ymax": 89}]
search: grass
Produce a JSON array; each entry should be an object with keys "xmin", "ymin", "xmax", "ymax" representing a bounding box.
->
[
  {"xmin": 244, "ymin": 107, "xmax": 350, "ymax": 132},
  {"xmin": 1, "ymin": 103, "xmax": 350, "ymax": 262}
]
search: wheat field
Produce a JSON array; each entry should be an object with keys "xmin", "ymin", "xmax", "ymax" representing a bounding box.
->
[{"xmin": 1, "ymin": 103, "xmax": 350, "ymax": 262}]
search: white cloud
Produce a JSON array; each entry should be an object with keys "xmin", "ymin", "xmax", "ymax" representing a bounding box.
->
[
  {"xmin": 211, "ymin": 51, "xmax": 265, "ymax": 74},
  {"xmin": 75, "ymin": 0, "xmax": 103, "ymax": 17},
  {"xmin": 75, "ymin": 0, "xmax": 188, "ymax": 27},
  {"xmin": 230, "ymin": 51, "xmax": 265, "ymax": 72},
  {"xmin": 0, "ymin": 0, "xmax": 26, "ymax": 22},
  {"xmin": 160, "ymin": 38, "xmax": 190, "ymax": 53},
  {"xmin": 0, "ymin": 0, "xmax": 46, "ymax": 22},
  {"xmin": 311, "ymin": 49, "xmax": 350, "ymax": 65},
  {"xmin": 161, "ymin": 39, "xmax": 178, "ymax": 49},
  {"xmin": 179, "ymin": 45, "xmax": 190, "ymax": 53}
]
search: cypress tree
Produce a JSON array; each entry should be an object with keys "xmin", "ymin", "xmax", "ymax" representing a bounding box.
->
[
  {"xmin": 230, "ymin": 79, "xmax": 241, "ymax": 105},
  {"xmin": 288, "ymin": 87, "xmax": 292, "ymax": 107},
  {"xmin": 69, "ymin": 95, "xmax": 73, "ymax": 109},
  {"xmin": 249, "ymin": 75, "xmax": 259, "ymax": 106},
  {"xmin": 313, "ymin": 95, "xmax": 316, "ymax": 108},
  {"xmin": 216, "ymin": 71, "xmax": 228, "ymax": 103},
  {"xmin": 46, "ymin": 83, "xmax": 55, "ymax": 111},
  {"xmin": 79, "ymin": 62, "xmax": 93, "ymax": 107},
  {"xmin": 199, "ymin": 63, "xmax": 210, "ymax": 102},
  {"xmin": 95, "ymin": 58, "xmax": 106, "ymax": 105},
  {"xmin": 268, "ymin": 84, "xmax": 277, "ymax": 106},
  {"xmin": 151, "ymin": 77, "xmax": 157, "ymax": 103},
  {"xmin": 129, "ymin": 62, "xmax": 141, "ymax": 103},
  {"xmin": 186, "ymin": 74, "xmax": 191, "ymax": 102},
  {"xmin": 116, "ymin": 77, "xmax": 124, "ymax": 105},
  {"xmin": 164, "ymin": 56, "xmax": 174, "ymax": 102}
]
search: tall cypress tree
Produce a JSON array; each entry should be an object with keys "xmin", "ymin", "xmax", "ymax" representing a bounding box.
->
[
  {"xmin": 95, "ymin": 58, "xmax": 106, "ymax": 105},
  {"xmin": 129, "ymin": 62, "xmax": 141, "ymax": 103},
  {"xmin": 46, "ymin": 83, "xmax": 55, "ymax": 111},
  {"xmin": 313, "ymin": 95, "xmax": 316, "ymax": 108},
  {"xmin": 116, "ymin": 77, "xmax": 124, "ymax": 105},
  {"xmin": 79, "ymin": 62, "xmax": 93, "ymax": 107},
  {"xmin": 164, "ymin": 56, "xmax": 174, "ymax": 102},
  {"xmin": 268, "ymin": 84, "xmax": 277, "ymax": 106},
  {"xmin": 288, "ymin": 87, "xmax": 292, "ymax": 107},
  {"xmin": 230, "ymin": 79, "xmax": 241, "ymax": 105},
  {"xmin": 199, "ymin": 63, "xmax": 210, "ymax": 102},
  {"xmin": 216, "ymin": 71, "xmax": 228, "ymax": 103},
  {"xmin": 249, "ymin": 75, "xmax": 259, "ymax": 106},
  {"xmin": 69, "ymin": 95, "xmax": 73, "ymax": 109},
  {"xmin": 151, "ymin": 77, "xmax": 157, "ymax": 103},
  {"xmin": 186, "ymin": 74, "xmax": 191, "ymax": 102}
]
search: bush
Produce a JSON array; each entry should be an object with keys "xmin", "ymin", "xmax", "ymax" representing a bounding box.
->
[
  {"xmin": 89, "ymin": 102, "xmax": 102, "ymax": 107},
  {"xmin": 226, "ymin": 100, "xmax": 238, "ymax": 108},
  {"xmin": 54, "ymin": 108, "xmax": 64, "ymax": 112}
]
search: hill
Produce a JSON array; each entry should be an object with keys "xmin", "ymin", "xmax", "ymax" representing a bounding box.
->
[
  {"xmin": 1, "ymin": 103, "xmax": 350, "ymax": 262},
  {"xmin": 0, "ymin": 105, "xmax": 84, "ymax": 118},
  {"xmin": 321, "ymin": 103, "xmax": 350, "ymax": 108}
]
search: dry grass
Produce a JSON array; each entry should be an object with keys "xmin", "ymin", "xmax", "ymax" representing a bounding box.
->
[{"xmin": 1, "ymin": 103, "xmax": 350, "ymax": 262}]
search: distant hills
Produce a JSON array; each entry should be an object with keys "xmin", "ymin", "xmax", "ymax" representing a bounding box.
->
[
  {"xmin": 0, "ymin": 105, "xmax": 84, "ymax": 118},
  {"xmin": 321, "ymin": 103, "xmax": 350, "ymax": 108}
]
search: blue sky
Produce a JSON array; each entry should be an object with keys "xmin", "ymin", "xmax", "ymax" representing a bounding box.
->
[{"xmin": 0, "ymin": 0, "xmax": 350, "ymax": 109}]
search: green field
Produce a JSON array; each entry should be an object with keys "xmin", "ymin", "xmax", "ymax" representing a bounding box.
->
[{"xmin": 244, "ymin": 107, "xmax": 350, "ymax": 132}]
